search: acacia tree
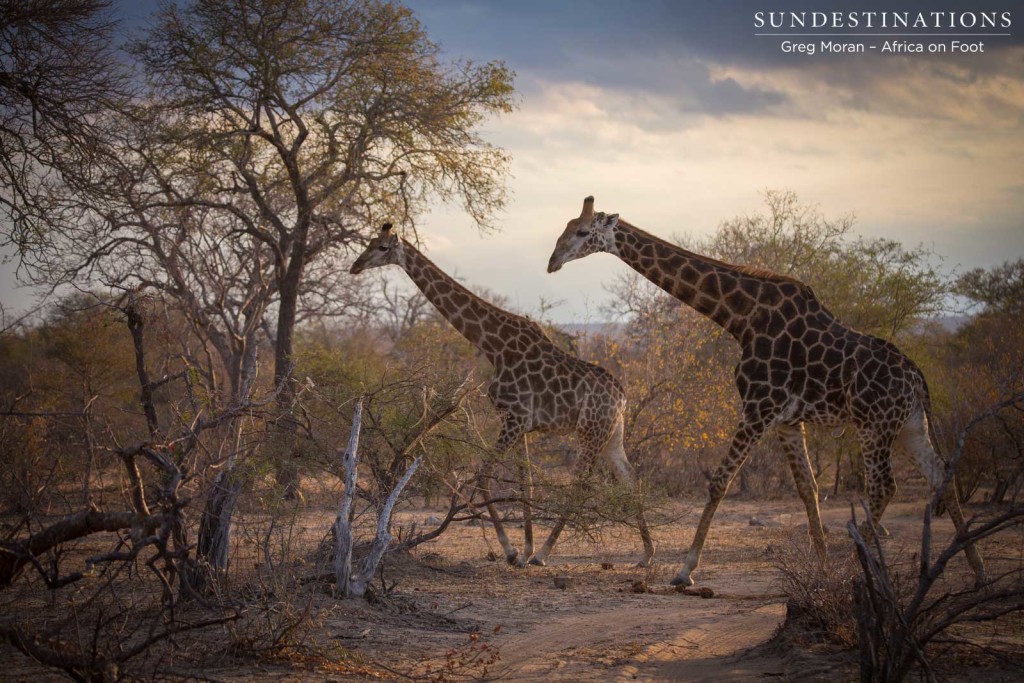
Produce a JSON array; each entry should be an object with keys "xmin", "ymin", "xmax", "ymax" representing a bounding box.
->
[
  {"xmin": 0, "ymin": 0, "xmax": 126, "ymax": 263},
  {"xmin": 934, "ymin": 259, "xmax": 1024, "ymax": 502},
  {"xmin": 139, "ymin": 0, "xmax": 512, "ymax": 492}
]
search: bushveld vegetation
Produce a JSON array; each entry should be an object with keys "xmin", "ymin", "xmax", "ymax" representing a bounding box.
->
[{"xmin": 2, "ymin": 1, "xmax": 1022, "ymax": 681}]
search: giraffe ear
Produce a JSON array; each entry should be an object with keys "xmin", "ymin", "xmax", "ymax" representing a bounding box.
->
[{"xmin": 604, "ymin": 213, "xmax": 619, "ymax": 228}]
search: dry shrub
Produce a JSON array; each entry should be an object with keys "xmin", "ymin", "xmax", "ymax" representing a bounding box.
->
[
  {"xmin": 222, "ymin": 516, "xmax": 326, "ymax": 662},
  {"xmin": 381, "ymin": 630, "xmax": 502, "ymax": 682},
  {"xmin": 225, "ymin": 588, "xmax": 319, "ymax": 663},
  {"xmin": 774, "ymin": 538, "xmax": 859, "ymax": 646}
]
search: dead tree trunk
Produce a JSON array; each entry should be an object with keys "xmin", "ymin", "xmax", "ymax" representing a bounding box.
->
[
  {"xmin": 334, "ymin": 400, "xmax": 422, "ymax": 598},
  {"xmin": 196, "ymin": 471, "xmax": 242, "ymax": 571},
  {"xmin": 333, "ymin": 402, "xmax": 362, "ymax": 592},
  {"xmin": 194, "ymin": 336, "xmax": 258, "ymax": 583}
]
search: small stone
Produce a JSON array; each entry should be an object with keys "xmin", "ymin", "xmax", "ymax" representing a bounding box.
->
[
  {"xmin": 630, "ymin": 579, "xmax": 649, "ymax": 593},
  {"xmin": 749, "ymin": 517, "xmax": 767, "ymax": 527},
  {"xmin": 601, "ymin": 562, "xmax": 614, "ymax": 570},
  {"xmin": 425, "ymin": 515, "xmax": 442, "ymax": 525},
  {"xmin": 699, "ymin": 587, "xmax": 715, "ymax": 599}
]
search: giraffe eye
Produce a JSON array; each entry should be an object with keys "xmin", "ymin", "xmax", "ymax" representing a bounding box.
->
[
  {"xmin": 575, "ymin": 230, "xmax": 590, "ymax": 237},
  {"xmin": 378, "ymin": 244, "xmax": 389, "ymax": 251}
]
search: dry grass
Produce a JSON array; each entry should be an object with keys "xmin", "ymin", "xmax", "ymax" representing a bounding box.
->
[{"xmin": 773, "ymin": 536, "xmax": 860, "ymax": 646}]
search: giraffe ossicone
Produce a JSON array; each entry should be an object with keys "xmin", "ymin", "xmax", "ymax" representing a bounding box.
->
[
  {"xmin": 548, "ymin": 196, "xmax": 987, "ymax": 588},
  {"xmin": 351, "ymin": 222, "xmax": 656, "ymax": 567}
]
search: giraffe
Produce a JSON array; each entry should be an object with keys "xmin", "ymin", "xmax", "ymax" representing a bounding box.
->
[
  {"xmin": 350, "ymin": 223, "xmax": 656, "ymax": 567},
  {"xmin": 546, "ymin": 196, "xmax": 987, "ymax": 587}
]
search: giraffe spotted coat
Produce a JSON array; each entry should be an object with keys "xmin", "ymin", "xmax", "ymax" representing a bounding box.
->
[
  {"xmin": 548, "ymin": 196, "xmax": 986, "ymax": 588},
  {"xmin": 351, "ymin": 223, "xmax": 655, "ymax": 566}
]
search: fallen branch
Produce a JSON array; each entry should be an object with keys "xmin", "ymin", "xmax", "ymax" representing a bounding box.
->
[{"xmin": 0, "ymin": 506, "xmax": 163, "ymax": 588}]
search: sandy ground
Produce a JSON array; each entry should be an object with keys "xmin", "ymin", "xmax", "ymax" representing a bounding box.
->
[
  {"xmin": 274, "ymin": 495, "xmax": 1020, "ymax": 682},
  {"xmin": 4, "ymin": 495, "xmax": 1022, "ymax": 681}
]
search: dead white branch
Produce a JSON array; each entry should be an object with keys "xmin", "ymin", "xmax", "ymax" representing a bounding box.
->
[
  {"xmin": 334, "ymin": 400, "xmax": 362, "ymax": 593},
  {"xmin": 349, "ymin": 454, "xmax": 422, "ymax": 598},
  {"xmin": 334, "ymin": 400, "xmax": 422, "ymax": 598}
]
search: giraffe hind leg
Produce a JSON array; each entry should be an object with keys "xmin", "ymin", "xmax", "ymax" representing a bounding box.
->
[
  {"xmin": 513, "ymin": 436, "xmax": 535, "ymax": 567},
  {"xmin": 530, "ymin": 418, "xmax": 657, "ymax": 568},
  {"xmin": 897, "ymin": 409, "xmax": 987, "ymax": 586},
  {"xmin": 529, "ymin": 417, "xmax": 616, "ymax": 567},
  {"xmin": 528, "ymin": 444, "xmax": 598, "ymax": 567},
  {"xmin": 601, "ymin": 418, "xmax": 656, "ymax": 567},
  {"xmin": 855, "ymin": 426, "xmax": 898, "ymax": 544},
  {"xmin": 777, "ymin": 423, "xmax": 827, "ymax": 562}
]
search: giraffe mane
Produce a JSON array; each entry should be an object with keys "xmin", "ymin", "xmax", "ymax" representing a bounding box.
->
[
  {"xmin": 616, "ymin": 219, "xmax": 812, "ymax": 290},
  {"xmin": 405, "ymin": 239, "xmax": 557, "ymax": 343},
  {"xmin": 732, "ymin": 263, "xmax": 807, "ymax": 286}
]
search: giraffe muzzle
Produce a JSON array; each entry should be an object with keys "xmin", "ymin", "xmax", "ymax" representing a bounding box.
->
[{"xmin": 546, "ymin": 255, "xmax": 563, "ymax": 273}]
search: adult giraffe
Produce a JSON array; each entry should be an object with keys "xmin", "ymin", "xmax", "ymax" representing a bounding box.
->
[
  {"xmin": 547, "ymin": 196, "xmax": 986, "ymax": 587},
  {"xmin": 351, "ymin": 223, "xmax": 655, "ymax": 567}
]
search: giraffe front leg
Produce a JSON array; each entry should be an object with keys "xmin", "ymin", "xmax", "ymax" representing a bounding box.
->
[
  {"xmin": 672, "ymin": 421, "xmax": 764, "ymax": 587},
  {"xmin": 777, "ymin": 423, "xmax": 827, "ymax": 563},
  {"xmin": 529, "ymin": 446, "xmax": 595, "ymax": 567}
]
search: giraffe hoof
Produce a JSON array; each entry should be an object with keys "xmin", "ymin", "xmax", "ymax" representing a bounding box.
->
[
  {"xmin": 669, "ymin": 574, "xmax": 693, "ymax": 587},
  {"xmin": 527, "ymin": 557, "xmax": 546, "ymax": 567},
  {"xmin": 505, "ymin": 550, "xmax": 519, "ymax": 565}
]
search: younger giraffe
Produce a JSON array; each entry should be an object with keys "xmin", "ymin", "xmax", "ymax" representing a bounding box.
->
[
  {"xmin": 547, "ymin": 196, "xmax": 986, "ymax": 587},
  {"xmin": 351, "ymin": 223, "xmax": 655, "ymax": 567}
]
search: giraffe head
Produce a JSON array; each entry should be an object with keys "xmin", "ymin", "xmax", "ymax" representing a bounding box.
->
[
  {"xmin": 547, "ymin": 196, "xmax": 619, "ymax": 273},
  {"xmin": 350, "ymin": 223, "xmax": 406, "ymax": 274}
]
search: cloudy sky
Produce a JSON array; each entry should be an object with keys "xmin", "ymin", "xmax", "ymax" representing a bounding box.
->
[
  {"xmin": 3, "ymin": 1, "xmax": 1022, "ymax": 323},
  {"xmin": 400, "ymin": 0, "xmax": 1024, "ymax": 322}
]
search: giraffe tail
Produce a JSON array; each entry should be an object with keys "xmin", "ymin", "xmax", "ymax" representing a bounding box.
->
[{"xmin": 917, "ymin": 374, "xmax": 949, "ymax": 517}]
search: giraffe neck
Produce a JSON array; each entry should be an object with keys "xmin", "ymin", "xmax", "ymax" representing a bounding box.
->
[
  {"xmin": 612, "ymin": 219, "xmax": 815, "ymax": 342},
  {"xmin": 400, "ymin": 240, "xmax": 541, "ymax": 365}
]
